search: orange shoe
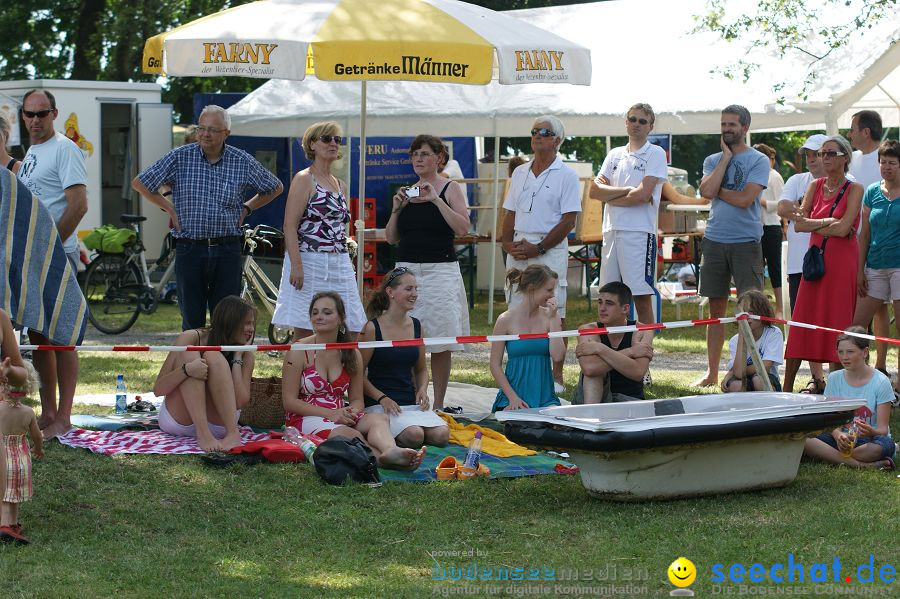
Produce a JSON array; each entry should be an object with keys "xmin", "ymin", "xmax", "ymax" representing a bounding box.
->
[
  {"xmin": 436, "ymin": 456, "xmax": 459, "ymax": 480},
  {"xmin": 457, "ymin": 462, "xmax": 491, "ymax": 479}
]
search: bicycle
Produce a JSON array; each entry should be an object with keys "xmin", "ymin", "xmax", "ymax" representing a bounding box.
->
[
  {"xmin": 81, "ymin": 214, "xmax": 177, "ymax": 334},
  {"xmin": 241, "ymin": 224, "xmax": 294, "ymax": 345}
]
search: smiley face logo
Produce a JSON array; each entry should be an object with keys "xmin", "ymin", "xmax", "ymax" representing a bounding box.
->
[{"xmin": 668, "ymin": 557, "xmax": 696, "ymax": 587}]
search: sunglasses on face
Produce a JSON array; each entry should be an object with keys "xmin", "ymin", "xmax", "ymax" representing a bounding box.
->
[
  {"xmin": 627, "ymin": 116, "xmax": 650, "ymax": 125},
  {"xmin": 22, "ymin": 109, "xmax": 54, "ymax": 119},
  {"xmin": 384, "ymin": 266, "xmax": 411, "ymax": 286},
  {"xmin": 319, "ymin": 135, "xmax": 343, "ymax": 144},
  {"xmin": 817, "ymin": 150, "xmax": 845, "ymax": 158},
  {"xmin": 531, "ymin": 127, "xmax": 556, "ymax": 138}
]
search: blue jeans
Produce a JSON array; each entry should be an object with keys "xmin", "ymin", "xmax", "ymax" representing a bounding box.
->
[{"xmin": 175, "ymin": 239, "xmax": 242, "ymax": 330}]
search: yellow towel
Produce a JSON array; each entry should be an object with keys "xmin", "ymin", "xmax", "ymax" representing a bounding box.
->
[{"xmin": 437, "ymin": 412, "xmax": 536, "ymax": 457}]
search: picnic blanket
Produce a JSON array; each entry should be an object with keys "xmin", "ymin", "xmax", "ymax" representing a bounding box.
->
[
  {"xmin": 0, "ymin": 169, "xmax": 87, "ymax": 345},
  {"xmin": 57, "ymin": 427, "xmax": 269, "ymax": 455},
  {"xmin": 378, "ymin": 444, "xmax": 574, "ymax": 483}
]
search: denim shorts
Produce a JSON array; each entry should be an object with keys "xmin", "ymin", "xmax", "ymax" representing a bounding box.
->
[{"xmin": 815, "ymin": 432, "xmax": 896, "ymax": 459}]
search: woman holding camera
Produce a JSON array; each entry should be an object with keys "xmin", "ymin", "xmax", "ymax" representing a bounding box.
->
[{"xmin": 385, "ymin": 135, "xmax": 470, "ymax": 410}]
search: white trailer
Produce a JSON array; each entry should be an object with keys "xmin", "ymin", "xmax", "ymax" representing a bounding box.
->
[{"xmin": 0, "ymin": 79, "xmax": 173, "ymax": 259}]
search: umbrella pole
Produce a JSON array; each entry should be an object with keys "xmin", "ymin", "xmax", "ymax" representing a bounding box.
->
[
  {"xmin": 487, "ymin": 132, "xmax": 501, "ymax": 324},
  {"xmin": 356, "ymin": 81, "xmax": 368, "ymax": 296}
]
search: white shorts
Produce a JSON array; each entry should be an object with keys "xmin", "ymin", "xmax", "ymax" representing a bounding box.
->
[
  {"xmin": 505, "ymin": 232, "xmax": 569, "ymax": 317},
  {"xmin": 599, "ymin": 230, "xmax": 657, "ymax": 296},
  {"xmin": 396, "ymin": 261, "xmax": 470, "ymax": 353},
  {"xmin": 272, "ymin": 251, "xmax": 367, "ymax": 332},
  {"xmin": 364, "ymin": 404, "xmax": 448, "ymax": 438},
  {"xmin": 158, "ymin": 400, "xmax": 239, "ymax": 439},
  {"xmin": 865, "ymin": 267, "xmax": 900, "ymax": 301}
]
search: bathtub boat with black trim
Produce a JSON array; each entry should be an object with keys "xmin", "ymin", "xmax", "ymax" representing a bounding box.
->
[{"xmin": 495, "ymin": 393, "xmax": 863, "ymax": 500}]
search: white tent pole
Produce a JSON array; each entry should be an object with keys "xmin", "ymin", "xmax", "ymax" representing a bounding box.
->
[
  {"xmin": 487, "ymin": 131, "xmax": 501, "ymax": 324},
  {"xmin": 345, "ymin": 117, "xmax": 352, "ymax": 208},
  {"xmin": 357, "ymin": 81, "xmax": 367, "ymax": 295}
]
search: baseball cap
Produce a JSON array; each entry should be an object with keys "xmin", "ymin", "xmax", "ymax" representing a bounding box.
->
[{"xmin": 800, "ymin": 134, "xmax": 829, "ymax": 151}]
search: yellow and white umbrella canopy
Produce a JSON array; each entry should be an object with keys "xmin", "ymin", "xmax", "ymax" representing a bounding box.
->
[{"xmin": 143, "ymin": 0, "xmax": 592, "ymax": 85}]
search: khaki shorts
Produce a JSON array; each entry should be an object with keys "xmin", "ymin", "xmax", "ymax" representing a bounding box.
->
[
  {"xmin": 865, "ymin": 267, "xmax": 900, "ymax": 301},
  {"xmin": 699, "ymin": 238, "xmax": 764, "ymax": 298}
]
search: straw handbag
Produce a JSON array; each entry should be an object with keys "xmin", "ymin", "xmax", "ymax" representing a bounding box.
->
[{"xmin": 239, "ymin": 376, "xmax": 284, "ymax": 429}]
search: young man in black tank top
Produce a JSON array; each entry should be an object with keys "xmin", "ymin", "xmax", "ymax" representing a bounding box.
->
[{"xmin": 575, "ymin": 282, "xmax": 654, "ymax": 403}]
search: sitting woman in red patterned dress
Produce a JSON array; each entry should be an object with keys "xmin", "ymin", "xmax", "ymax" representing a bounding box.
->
[{"xmin": 282, "ymin": 291, "xmax": 425, "ymax": 470}]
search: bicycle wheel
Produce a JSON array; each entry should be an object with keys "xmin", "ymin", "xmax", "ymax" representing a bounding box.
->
[
  {"xmin": 268, "ymin": 322, "xmax": 293, "ymax": 345},
  {"xmin": 82, "ymin": 254, "xmax": 142, "ymax": 334}
]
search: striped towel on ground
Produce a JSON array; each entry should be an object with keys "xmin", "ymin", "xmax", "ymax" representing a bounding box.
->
[
  {"xmin": 57, "ymin": 427, "xmax": 269, "ymax": 455},
  {"xmin": 0, "ymin": 169, "xmax": 87, "ymax": 345}
]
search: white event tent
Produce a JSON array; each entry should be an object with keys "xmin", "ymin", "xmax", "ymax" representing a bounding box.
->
[{"xmin": 229, "ymin": 0, "xmax": 900, "ymax": 137}]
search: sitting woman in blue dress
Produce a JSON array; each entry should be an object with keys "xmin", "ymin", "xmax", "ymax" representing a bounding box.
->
[
  {"xmin": 491, "ymin": 264, "xmax": 565, "ymax": 411},
  {"xmin": 803, "ymin": 326, "xmax": 895, "ymax": 470},
  {"xmin": 360, "ymin": 267, "xmax": 449, "ymax": 448}
]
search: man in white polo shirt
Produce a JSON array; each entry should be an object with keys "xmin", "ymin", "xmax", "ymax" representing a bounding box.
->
[
  {"xmin": 502, "ymin": 115, "xmax": 581, "ymax": 389},
  {"xmin": 589, "ymin": 103, "xmax": 668, "ymax": 325}
]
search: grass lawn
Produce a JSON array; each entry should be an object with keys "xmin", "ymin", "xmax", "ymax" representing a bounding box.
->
[{"xmin": 2, "ymin": 299, "xmax": 898, "ymax": 597}]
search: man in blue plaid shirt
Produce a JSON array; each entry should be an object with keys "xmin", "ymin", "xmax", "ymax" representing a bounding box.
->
[{"xmin": 133, "ymin": 105, "xmax": 283, "ymax": 329}]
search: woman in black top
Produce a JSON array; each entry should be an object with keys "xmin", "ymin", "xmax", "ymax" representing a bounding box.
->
[{"xmin": 385, "ymin": 135, "xmax": 470, "ymax": 410}]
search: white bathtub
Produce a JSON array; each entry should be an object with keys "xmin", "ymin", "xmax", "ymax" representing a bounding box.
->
[{"xmin": 495, "ymin": 393, "xmax": 864, "ymax": 500}]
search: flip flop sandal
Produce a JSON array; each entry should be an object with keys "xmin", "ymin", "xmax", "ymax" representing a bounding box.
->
[
  {"xmin": 799, "ymin": 378, "xmax": 826, "ymax": 394},
  {"xmin": 879, "ymin": 456, "xmax": 895, "ymax": 472},
  {"xmin": 457, "ymin": 462, "xmax": 490, "ymax": 479},
  {"xmin": 201, "ymin": 451, "xmax": 264, "ymax": 467},
  {"xmin": 435, "ymin": 456, "xmax": 458, "ymax": 480}
]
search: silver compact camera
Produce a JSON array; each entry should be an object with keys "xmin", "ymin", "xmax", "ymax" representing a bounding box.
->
[{"xmin": 406, "ymin": 186, "xmax": 420, "ymax": 198}]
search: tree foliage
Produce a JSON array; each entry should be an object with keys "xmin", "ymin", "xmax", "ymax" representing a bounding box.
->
[{"xmin": 692, "ymin": 0, "xmax": 898, "ymax": 102}]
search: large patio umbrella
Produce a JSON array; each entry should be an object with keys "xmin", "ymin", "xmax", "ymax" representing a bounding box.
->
[{"xmin": 143, "ymin": 0, "xmax": 592, "ymax": 294}]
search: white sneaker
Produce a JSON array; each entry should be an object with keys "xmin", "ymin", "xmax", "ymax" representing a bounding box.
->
[{"xmin": 643, "ymin": 371, "xmax": 653, "ymax": 387}]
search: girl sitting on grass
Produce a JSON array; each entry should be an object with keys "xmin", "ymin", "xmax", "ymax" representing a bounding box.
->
[
  {"xmin": 0, "ymin": 360, "xmax": 42, "ymax": 545},
  {"xmin": 803, "ymin": 326, "xmax": 895, "ymax": 470},
  {"xmin": 721, "ymin": 290, "xmax": 784, "ymax": 392},
  {"xmin": 491, "ymin": 265, "xmax": 565, "ymax": 411},
  {"xmin": 154, "ymin": 296, "xmax": 257, "ymax": 452}
]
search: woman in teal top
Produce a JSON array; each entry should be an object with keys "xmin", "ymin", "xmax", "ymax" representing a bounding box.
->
[
  {"xmin": 852, "ymin": 140, "xmax": 900, "ymax": 385},
  {"xmin": 491, "ymin": 264, "xmax": 565, "ymax": 411}
]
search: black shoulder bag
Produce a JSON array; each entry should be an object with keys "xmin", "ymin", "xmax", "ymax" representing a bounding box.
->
[{"xmin": 802, "ymin": 180, "xmax": 851, "ymax": 281}]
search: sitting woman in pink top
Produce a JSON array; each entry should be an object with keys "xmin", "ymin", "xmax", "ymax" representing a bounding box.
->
[{"xmin": 282, "ymin": 291, "xmax": 425, "ymax": 470}]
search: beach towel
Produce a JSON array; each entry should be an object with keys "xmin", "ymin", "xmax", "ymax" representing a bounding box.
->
[
  {"xmin": 437, "ymin": 412, "xmax": 536, "ymax": 457},
  {"xmin": 378, "ymin": 444, "xmax": 573, "ymax": 482},
  {"xmin": 0, "ymin": 169, "xmax": 87, "ymax": 345},
  {"xmin": 56, "ymin": 427, "xmax": 268, "ymax": 455}
]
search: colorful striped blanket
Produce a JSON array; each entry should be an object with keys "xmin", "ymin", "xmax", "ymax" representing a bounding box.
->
[
  {"xmin": 57, "ymin": 427, "xmax": 269, "ymax": 455},
  {"xmin": 0, "ymin": 169, "xmax": 87, "ymax": 345}
]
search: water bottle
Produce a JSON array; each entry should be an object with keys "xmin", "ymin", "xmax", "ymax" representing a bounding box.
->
[
  {"xmin": 115, "ymin": 374, "xmax": 127, "ymax": 415},
  {"xmin": 284, "ymin": 426, "xmax": 317, "ymax": 466},
  {"xmin": 463, "ymin": 431, "xmax": 483, "ymax": 470}
]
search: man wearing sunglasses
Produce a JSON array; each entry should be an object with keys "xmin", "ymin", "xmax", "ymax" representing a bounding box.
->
[
  {"xmin": 133, "ymin": 105, "xmax": 283, "ymax": 330},
  {"xmin": 17, "ymin": 89, "xmax": 88, "ymax": 440},
  {"xmin": 502, "ymin": 115, "xmax": 581, "ymax": 390},
  {"xmin": 694, "ymin": 104, "xmax": 770, "ymax": 388},
  {"xmin": 589, "ymin": 103, "xmax": 668, "ymax": 326}
]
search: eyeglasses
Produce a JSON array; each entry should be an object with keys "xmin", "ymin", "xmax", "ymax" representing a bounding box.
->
[
  {"xmin": 817, "ymin": 150, "xmax": 846, "ymax": 158},
  {"xmin": 22, "ymin": 109, "xmax": 54, "ymax": 119},
  {"xmin": 627, "ymin": 116, "xmax": 650, "ymax": 125},
  {"xmin": 196, "ymin": 125, "xmax": 226, "ymax": 134},
  {"xmin": 531, "ymin": 127, "xmax": 556, "ymax": 138},
  {"xmin": 384, "ymin": 266, "xmax": 411, "ymax": 286},
  {"xmin": 319, "ymin": 135, "xmax": 343, "ymax": 144},
  {"xmin": 411, "ymin": 150, "xmax": 435, "ymax": 159}
]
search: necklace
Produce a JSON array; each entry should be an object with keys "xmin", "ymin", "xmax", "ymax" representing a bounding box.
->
[{"xmin": 823, "ymin": 177, "xmax": 845, "ymax": 195}]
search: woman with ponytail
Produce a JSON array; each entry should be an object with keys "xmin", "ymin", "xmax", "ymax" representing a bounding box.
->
[
  {"xmin": 360, "ymin": 267, "xmax": 449, "ymax": 448},
  {"xmin": 490, "ymin": 265, "xmax": 565, "ymax": 411},
  {"xmin": 282, "ymin": 291, "xmax": 425, "ymax": 470}
]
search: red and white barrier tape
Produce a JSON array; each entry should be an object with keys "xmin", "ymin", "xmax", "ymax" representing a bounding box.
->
[{"xmin": 19, "ymin": 314, "xmax": 899, "ymax": 352}]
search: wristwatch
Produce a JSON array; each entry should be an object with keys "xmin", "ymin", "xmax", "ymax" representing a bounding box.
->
[{"xmin": 537, "ymin": 242, "xmax": 547, "ymax": 256}]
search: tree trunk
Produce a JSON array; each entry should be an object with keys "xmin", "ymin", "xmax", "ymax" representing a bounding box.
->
[{"xmin": 71, "ymin": 0, "xmax": 106, "ymax": 80}]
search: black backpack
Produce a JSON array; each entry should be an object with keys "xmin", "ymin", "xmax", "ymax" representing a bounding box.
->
[{"xmin": 313, "ymin": 437, "xmax": 381, "ymax": 486}]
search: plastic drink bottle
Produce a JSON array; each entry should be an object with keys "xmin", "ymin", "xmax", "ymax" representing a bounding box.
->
[
  {"xmin": 840, "ymin": 421, "xmax": 858, "ymax": 458},
  {"xmin": 115, "ymin": 374, "xmax": 127, "ymax": 415},
  {"xmin": 284, "ymin": 426, "xmax": 317, "ymax": 465},
  {"xmin": 463, "ymin": 431, "xmax": 483, "ymax": 470}
]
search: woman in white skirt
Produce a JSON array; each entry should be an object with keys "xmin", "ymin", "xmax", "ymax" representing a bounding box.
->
[
  {"xmin": 386, "ymin": 135, "xmax": 470, "ymax": 409},
  {"xmin": 273, "ymin": 122, "xmax": 366, "ymax": 338},
  {"xmin": 360, "ymin": 267, "xmax": 449, "ymax": 447}
]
